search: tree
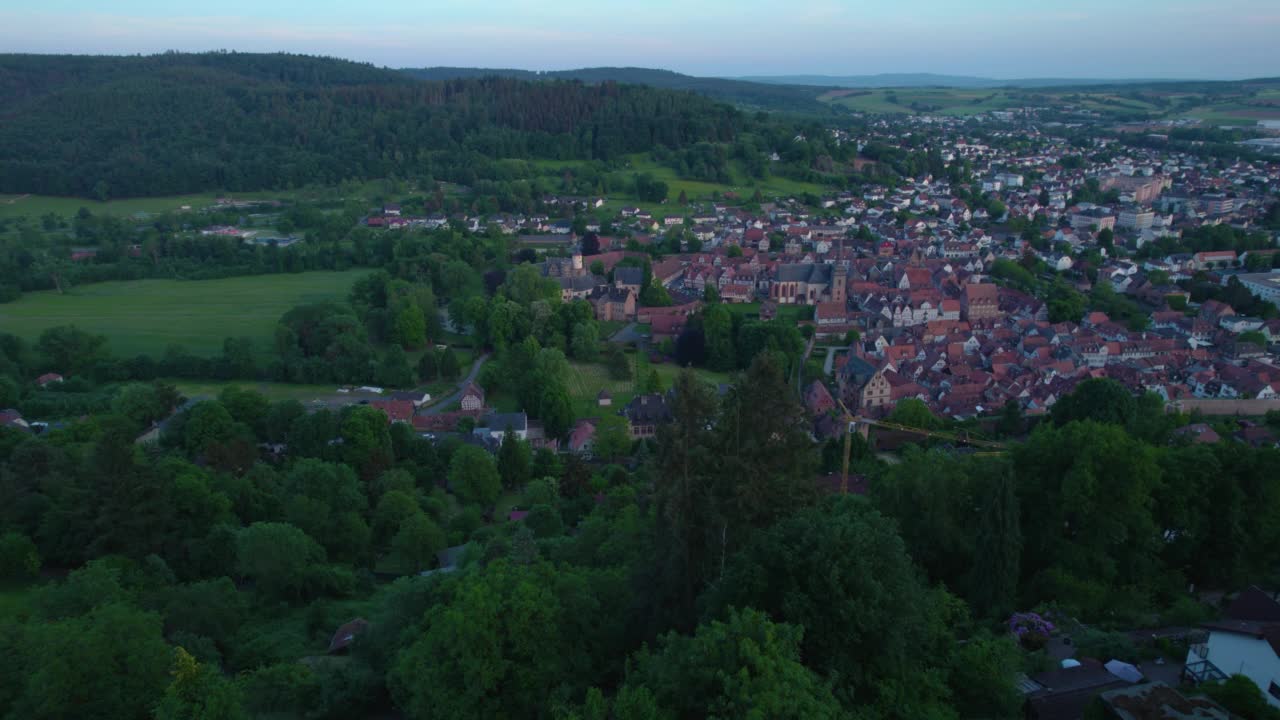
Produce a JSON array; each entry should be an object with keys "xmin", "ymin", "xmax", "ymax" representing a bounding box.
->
[
  {"xmin": 497, "ymin": 427, "xmax": 532, "ymax": 489},
  {"xmin": 439, "ymin": 348, "xmax": 461, "ymax": 381},
  {"xmin": 15, "ymin": 602, "xmax": 171, "ymax": 720},
  {"xmin": 389, "ymin": 561, "xmax": 566, "ymax": 720},
  {"xmin": 702, "ymin": 304, "xmax": 735, "ymax": 371},
  {"xmin": 653, "ymin": 368, "xmax": 720, "ymax": 627},
  {"xmin": 702, "ymin": 283, "xmax": 719, "ymax": 303},
  {"xmin": 946, "ymin": 634, "xmax": 1023, "ymax": 720},
  {"xmin": 605, "ymin": 345, "xmax": 631, "ymax": 381},
  {"xmin": 235, "ymin": 522, "xmax": 327, "ymax": 602},
  {"xmin": 35, "ymin": 324, "xmax": 109, "ymax": 377},
  {"xmin": 705, "ymin": 497, "xmax": 959, "ymax": 712},
  {"xmin": 417, "ymin": 349, "xmax": 438, "ymax": 381},
  {"xmin": 449, "ymin": 444, "xmax": 502, "ymax": 507},
  {"xmin": 967, "ymin": 469, "xmax": 1022, "ymax": 619},
  {"xmin": 887, "ymin": 397, "xmax": 940, "ymax": 430},
  {"xmin": 154, "ymin": 647, "xmax": 248, "ymax": 720},
  {"xmin": 713, "ymin": 353, "xmax": 818, "ymax": 534},
  {"xmin": 624, "ymin": 607, "xmax": 841, "ymax": 720},
  {"xmin": 570, "ymin": 321, "xmax": 600, "ymax": 361},
  {"xmin": 592, "ymin": 414, "xmax": 632, "ymax": 461},
  {"xmin": 997, "ymin": 399, "xmax": 1024, "ymax": 437},
  {"xmin": 392, "ymin": 302, "xmax": 427, "ymax": 349},
  {"xmin": 1050, "ymin": 378, "xmax": 1136, "ymax": 428},
  {"xmin": 341, "ymin": 405, "xmax": 394, "ymax": 480},
  {"xmin": 183, "ymin": 401, "xmax": 239, "ymax": 456},
  {"xmin": 377, "ymin": 345, "xmax": 415, "ymax": 388},
  {"xmin": 392, "ymin": 512, "xmax": 446, "ymax": 573},
  {"xmin": 1202, "ymin": 675, "xmax": 1280, "ymax": 720},
  {"xmin": 0, "ymin": 531, "xmax": 40, "ymax": 579}
]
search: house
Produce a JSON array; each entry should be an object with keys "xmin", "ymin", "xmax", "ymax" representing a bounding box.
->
[
  {"xmin": 770, "ymin": 263, "xmax": 843, "ymax": 305},
  {"xmin": 588, "ymin": 286, "xmax": 637, "ymax": 322},
  {"xmin": 963, "ymin": 283, "xmax": 1000, "ymax": 322},
  {"xmin": 597, "ymin": 389, "xmax": 612, "ymax": 407},
  {"xmin": 614, "ymin": 266, "xmax": 645, "ymax": 295},
  {"xmin": 624, "ymin": 393, "xmax": 672, "ymax": 439},
  {"xmin": 1023, "ymin": 658, "xmax": 1130, "ymax": 720},
  {"xmin": 328, "ymin": 618, "xmax": 370, "ymax": 654},
  {"xmin": 568, "ymin": 419, "xmax": 596, "ymax": 454},
  {"xmin": 1173, "ymin": 423, "xmax": 1221, "ymax": 445},
  {"xmin": 473, "ymin": 412, "xmax": 529, "ymax": 442},
  {"xmin": 1193, "ymin": 250, "xmax": 1237, "ymax": 270},
  {"xmin": 1184, "ymin": 586, "xmax": 1280, "ymax": 707},
  {"xmin": 35, "ymin": 373, "xmax": 64, "ymax": 387},
  {"xmin": 0, "ymin": 409, "xmax": 30, "ymax": 432},
  {"xmin": 370, "ymin": 399, "xmax": 415, "ymax": 424},
  {"xmin": 388, "ymin": 390, "xmax": 431, "ymax": 407},
  {"xmin": 459, "ymin": 382, "xmax": 486, "ymax": 412}
]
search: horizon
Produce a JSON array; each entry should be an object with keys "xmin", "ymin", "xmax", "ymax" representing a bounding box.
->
[{"xmin": 2, "ymin": 1, "xmax": 1278, "ymax": 80}]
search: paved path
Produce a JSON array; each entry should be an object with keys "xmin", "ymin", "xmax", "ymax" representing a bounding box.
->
[
  {"xmin": 610, "ymin": 322, "xmax": 645, "ymax": 345},
  {"xmin": 420, "ymin": 352, "xmax": 490, "ymax": 415},
  {"xmin": 823, "ymin": 347, "xmax": 836, "ymax": 376}
]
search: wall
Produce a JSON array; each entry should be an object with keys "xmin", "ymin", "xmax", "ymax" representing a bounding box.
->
[{"xmin": 1204, "ymin": 632, "xmax": 1280, "ymax": 708}]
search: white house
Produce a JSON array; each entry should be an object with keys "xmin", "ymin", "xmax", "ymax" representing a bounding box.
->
[{"xmin": 1185, "ymin": 587, "xmax": 1280, "ymax": 708}]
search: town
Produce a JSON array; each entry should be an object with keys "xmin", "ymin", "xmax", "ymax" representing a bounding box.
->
[{"xmin": 3, "ymin": 47, "xmax": 1280, "ymax": 720}]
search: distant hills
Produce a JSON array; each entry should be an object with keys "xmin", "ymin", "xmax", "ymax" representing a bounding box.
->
[
  {"xmin": 734, "ymin": 73, "xmax": 1201, "ymax": 89},
  {"xmin": 401, "ymin": 66, "xmax": 839, "ymax": 113}
]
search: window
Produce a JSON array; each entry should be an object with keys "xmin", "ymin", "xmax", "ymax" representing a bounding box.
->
[{"xmin": 1270, "ymin": 681, "xmax": 1280, "ymax": 702}]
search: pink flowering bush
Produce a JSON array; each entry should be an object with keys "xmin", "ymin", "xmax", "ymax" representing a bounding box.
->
[{"xmin": 1009, "ymin": 611, "xmax": 1055, "ymax": 650}]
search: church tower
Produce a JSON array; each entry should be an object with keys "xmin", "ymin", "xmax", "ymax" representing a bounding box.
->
[{"xmin": 829, "ymin": 235, "xmax": 849, "ymax": 302}]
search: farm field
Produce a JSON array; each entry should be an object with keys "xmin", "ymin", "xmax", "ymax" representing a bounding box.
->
[
  {"xmin": 821, "ymin": 88, "xmax": 1020, "ymax": 115},
  {"xmin": 0, "ymin": 270, "xmax": 369, "ymax": 358}
]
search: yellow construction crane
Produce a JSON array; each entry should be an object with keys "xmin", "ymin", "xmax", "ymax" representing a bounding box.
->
[{"xmin": 837, "ymin": 399, "xmax": 1007, "ymax": 493}]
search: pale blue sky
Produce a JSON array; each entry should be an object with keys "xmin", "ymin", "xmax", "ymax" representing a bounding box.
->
[{"xmin": 3, "ymin": 0, "xmax": 1277, "ymax": 79}]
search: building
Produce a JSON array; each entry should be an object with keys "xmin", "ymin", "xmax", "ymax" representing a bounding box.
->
[
  {"xmin": 588, "ymin": 286, "xmax": 636, "ymax": 322},
  {"xmin": 1202, "ymin": 194, "xmax": 1234, "ymax": 215},
  {"xmin": 1184, "ymin": 586, "xmax": 1280, "ymax": 707},
  {"xmin": 473, "ymin": 412, "xmax": 529, "ymax": 443},
  {"xmin": 1070, "ymin": 209, "xmax": 1116, "ymax": 231},
  {"xmin": 613, "ymin": 266, "xmax": 644, "ymax": 295},
  {"xmin": 1193, "ymin": 250, "xmax": 1238, "ymax": 270},
  {"xmin": 1117, "ymin": 207, "xmax": 1155, "ymax": 230},
  {"xmin": 838, "ymin": 355, "xmax": 891, "ymax": 411},
  {"xmin": 1239, "ymin": 272, "xmax": 1280, "ymax": 304},
  {"xmin": 460, "ymin": 382, "xmax": 485, "ymax": 412},
  {"xmin": 624, "ymin": 393, "xmax": 672, "ymax": 439},
  {"xmin": 770, "ymin": 263, "xmax": 843, "ymax": 305},
  {"xmin": 962, "ymin": 283, "xmax": 1000, "ymax": 322}
]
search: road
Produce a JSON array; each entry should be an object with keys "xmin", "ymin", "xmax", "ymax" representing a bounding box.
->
[
  {"xmin": 610, "ymin": 322, "xmax": 646, "ymax": 345},
  {"xmin": 420, "ymin": 352, "xmax": 490, "ymax": 415}
]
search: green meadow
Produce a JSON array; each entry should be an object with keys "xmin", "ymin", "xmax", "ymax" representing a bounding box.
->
[{"xmin": 0, "ymin": 270, "xmax": 369, "ymax": 358}]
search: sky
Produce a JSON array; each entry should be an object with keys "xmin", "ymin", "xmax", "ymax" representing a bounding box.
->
[{"xmin": 2, "ymin": 0, "xmax": 1278, "ymax": 80}]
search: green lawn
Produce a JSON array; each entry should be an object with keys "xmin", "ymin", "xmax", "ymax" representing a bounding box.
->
[
  {"xmin": 610, "ymin": 155, "xmax": 829, "ymax": 205},
  {"xmin": 565, "ymin": 359, "xmax": 730, "ymax": 419},
  {"xmin": 0, "ymin": 270, "xmax": 369, "ymax": 358},
  {"xmin": 170, "ymin": 380, "xmax": 345, "ymax": 403},
  {"xmin": 722, "ymin": 302, "xmax": 812, "ymax": 323},
  {"xmin": 0, "ymin": 190, "xmax": 285, "ymax": 220}
]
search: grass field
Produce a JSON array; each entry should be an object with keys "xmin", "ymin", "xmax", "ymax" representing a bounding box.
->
[
  {"xmin": 0, "ymin": 270, "xmax": 369, "ymax": 358},
  {"xmin": 612, "ymin": 155, "xmax": 828, "ymax": 204},
  {"xmin": 722, "ymin": 302, "xmax": 813, "ymax": 323},
  {"xmin": 565, "ymin": 359, "xmax": 730, "ymax": 419}
]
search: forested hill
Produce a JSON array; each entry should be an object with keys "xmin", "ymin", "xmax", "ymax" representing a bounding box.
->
[
  {"xmin": 0, "ymin": 52, "xmax": 746, "ymax": 198},
  {"xmin": 401, "ymin": 65, "xmax": 838, "ymax": 113}
]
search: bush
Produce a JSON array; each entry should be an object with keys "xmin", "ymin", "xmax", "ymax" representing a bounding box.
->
[
  {"xmin": 1073, "ymin": 627, "xmax": 1139, "ymax": 663},
  {"xmin": 0, "ymin": 532, "xmax": 40, "ymax": 579}
]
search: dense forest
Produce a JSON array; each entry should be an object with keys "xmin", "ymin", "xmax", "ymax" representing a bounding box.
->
[
  {"xmin": 401, "ymin": 66, "xmax": 841, "ymax": 113},
  {"xmin": 0, "ymin": 53, "xmax": 747, "ymax": 198}
]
